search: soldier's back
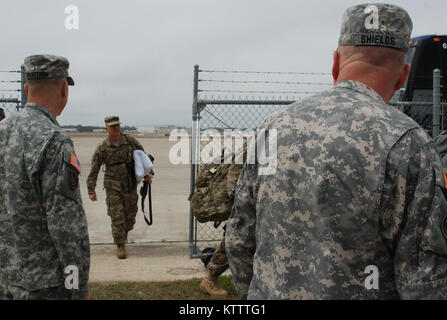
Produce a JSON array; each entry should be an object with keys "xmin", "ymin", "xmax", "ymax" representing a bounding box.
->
[
  {"xmin": 247, "ymin": 80, "xmax": 424, "ymax": 299},
  {"xmin": 0, "ymin": 103, "xmax": 81, "ymax": 290}
]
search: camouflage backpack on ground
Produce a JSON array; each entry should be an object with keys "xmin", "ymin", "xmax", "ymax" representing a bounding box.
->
[
  {"xmin": 434, "ymin": 131, "xmax": 447, "ymax": 169},
  {"xmin": 191, "ymin": 149, "xmax": 245, "ymax": 224}
]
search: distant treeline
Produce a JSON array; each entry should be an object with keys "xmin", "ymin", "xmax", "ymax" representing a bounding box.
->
[{"xmin": 62, "ymin": 125, "xmax": 137, "ymax": 132}]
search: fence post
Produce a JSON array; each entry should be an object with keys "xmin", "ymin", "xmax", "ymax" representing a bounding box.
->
[
  {"xmin": 20, "ymin": 65, "xmax": 27, "ymax": 108},
  {"xmin": 189, "ymin": 64, "xmax": 200, "ymax": 258},
  {"xmin": 433, "ymin": 68, "xmax": 441, "ymax": 138}
]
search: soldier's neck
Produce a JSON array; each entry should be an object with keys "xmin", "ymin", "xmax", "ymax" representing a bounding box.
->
[
  {"xmin": 108, "ymin": 134, "xmax": 122, "ymax": 144},
  {"xmin": 27, "ymin": 97, "xmax": 63, "ymax": 118},
  {"xmin": 335, "ymin": 62, "xmax": 397, "ymax": 103}
]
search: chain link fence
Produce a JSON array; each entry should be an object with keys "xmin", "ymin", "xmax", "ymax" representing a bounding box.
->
[
  {"xmin": 188, "ymin": 66, "xmax": 445, "ymax": 259},
  {"xmin": 390, "ymin": 69, "xmax": 446, "ymax": 137},
  {"xmin": 188, "ymin": 65, "xmax": 333, "ymax": 258},
  {"xmin": 0, "ymin": 66, "xmax": 26, "ymax": 119}
]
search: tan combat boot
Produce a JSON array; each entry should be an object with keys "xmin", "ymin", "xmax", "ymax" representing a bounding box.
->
[
  {"xmin": 117, "ymin": 244, "xmax": 126, "ymax": 259},
  {"xmin": 200, "ymin": 271, "xmax": 228, "ymax": 298}
]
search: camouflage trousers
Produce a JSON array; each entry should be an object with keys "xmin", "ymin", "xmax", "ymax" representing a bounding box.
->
[
  {"xmin": 207, "ymin": 229, "xmax": 229, "ymax": 277},
  {"xmin": 104, "ymin": 179, "xmax": 138, "ymax": 246},
  {"xmin": 0, "ymin": 283, "xmax": 72, "ymax": 300}
]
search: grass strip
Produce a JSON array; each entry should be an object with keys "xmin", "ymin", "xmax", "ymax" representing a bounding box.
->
[{"xmin": 89, "ymin": 275, "xmax": 239, "ymax": 300}]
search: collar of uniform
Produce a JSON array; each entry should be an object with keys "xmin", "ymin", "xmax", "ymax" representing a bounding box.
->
[
  {"xmin": 25, "ymin": 102, "xmax": 59, "ymax": 126},
  {"xmin": 335, "ymin": 80, "xmax": 384, "ymax": 103},
  {"xmin": 107, "ymin": 134, "xmax": 125, "ymax": 147}
]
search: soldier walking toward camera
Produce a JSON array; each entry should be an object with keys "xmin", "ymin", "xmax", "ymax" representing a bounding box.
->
[
  {"xmin": 0, "ymin": 55, "xmax": 90, "ymax": 300},
  {"xmin": 87, "ymin": 116, "xmax": 152, "ymax": 259},
  {"xmin": 226, "ymin": 3, "xmax": 447, "ymax": 299}
]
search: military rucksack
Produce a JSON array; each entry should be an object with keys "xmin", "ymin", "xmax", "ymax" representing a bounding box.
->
[{"xmin": 191, "ymin": 149, "xmax": 245, "ymax": 224}]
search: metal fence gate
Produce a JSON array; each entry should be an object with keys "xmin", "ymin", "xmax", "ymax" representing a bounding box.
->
[
  {"xmin": 0, "ymin": 66, "xmax": 27, "ymax": 118},
  {"xmin": 188, "ymin": 65, "xmax": 333, "ymax": 258}
]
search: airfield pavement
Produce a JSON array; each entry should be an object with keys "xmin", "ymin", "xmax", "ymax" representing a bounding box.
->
[{"xmin": 71, "ymin": 134, "xmax": 216, "ymax": 282}]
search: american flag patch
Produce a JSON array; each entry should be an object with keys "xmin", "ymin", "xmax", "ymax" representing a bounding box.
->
[
  {"xmin": 70, "ymin": 152, "xmax": 81, "ymax": 174},
  {"xmin": 443, "ymin": 169, "xmax": 447, "ymax": 189}
]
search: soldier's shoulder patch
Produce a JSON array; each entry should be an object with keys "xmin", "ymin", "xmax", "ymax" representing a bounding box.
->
[
  {"xmin": 443, "ymin": 169, "xmax": 447, "ymax": 189},
  {"xmin": 59, "ymin": 151, "xmax": 81, "ymax": 201},
  {"xmin": 70, "ymin": 152, "xmax": 81, "ymax": 174}
]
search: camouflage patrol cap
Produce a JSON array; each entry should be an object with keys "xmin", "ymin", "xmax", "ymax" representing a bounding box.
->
[
  {"xmin": 338, "ymin": 3, "xmax": 413, "ymax": 52},
  {"xmin": 24, "ymin": 54, "xmax": 75, "ymax": 85},
  {"xmin": 105, "ymin": 116, "xmax": 120, "ymax": 126}
]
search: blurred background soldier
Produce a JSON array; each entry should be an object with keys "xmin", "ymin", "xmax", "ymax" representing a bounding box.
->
[
  {"xmin": 0, "ymin": 108, "xmax": 5, "ymax": 121},
  {"xmin": 87, "ymin": 116, "xmax": 152, "ymax": 259},
  {"xmin": 226, "ymin": 3, "xmax": 447, "ymax": 299},
  {"xmin": 0, "ymin": 55, "xmax": 90, "ymax": 300}
]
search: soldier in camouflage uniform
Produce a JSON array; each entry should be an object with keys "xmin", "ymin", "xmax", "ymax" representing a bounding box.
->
[
  {"xmin": 87, "ymin": 116, "xmax": 152, "ymax": 259},
  {"xmin": 198, "ymin": 152, "xmax": 244, "ymax": 297},
  {"xmin": 200, "ymin": 228, "xmax": 230, "ymax": 298},
  {"xmin": 226, "ymin": 3, "xmax": 447, "ymax": 299},
  {"xmin": 0, "ymin": 55, "xmax": 90, "ymax": 300}
]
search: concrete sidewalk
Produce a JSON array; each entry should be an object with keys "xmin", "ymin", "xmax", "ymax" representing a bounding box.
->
[{"xmin": 89, "ymin": 242, "xmax": 210, "ymax": 283}]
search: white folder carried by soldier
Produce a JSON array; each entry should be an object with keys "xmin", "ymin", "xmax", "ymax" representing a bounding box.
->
[{"xmin": 134, "ymin": 150, "xmax": 155, "ymax": 226}]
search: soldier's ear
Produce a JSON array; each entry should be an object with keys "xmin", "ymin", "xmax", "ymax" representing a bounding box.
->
[
  {"xmin": 332, "ymin": 50, "xmax": 340, "ymax": 84},
  {"xmin": 24, "ymin": 82, "xmax": 29, "ymax": 96},
  {"xmin": 61, "ymin": 80, "xmax": 68, "ymax": 98},
  {"xmin": 394, "ymin": 63, "xmax": 411, "ymax": 91}
]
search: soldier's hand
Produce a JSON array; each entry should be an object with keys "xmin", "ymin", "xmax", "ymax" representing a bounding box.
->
[
  {"xmin": 89, "ymin": 193, "xmax": 97, "ymax": 201},
  {"xmin": 144, "ymin": 176, "xmax": 152, "ymax": 184}
]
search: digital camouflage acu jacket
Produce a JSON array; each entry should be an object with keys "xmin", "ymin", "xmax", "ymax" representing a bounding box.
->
[
  {"xmin": 225, "ymin": 80, "xmax": 447, "ymax": 300},
  {"xmin": 87, "ymin": 134, "xmax": 144, "ymax": 194},
  {"xmin": 0, "ymin": 103, "xmax": 90, "ymax": 299}
]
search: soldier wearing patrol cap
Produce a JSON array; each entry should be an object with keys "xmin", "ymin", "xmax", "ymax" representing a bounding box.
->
[
  {"xmin": 226, "ymin": 3, "xmax": 447, "ymax": 299},
  {"xmin": 87, "ymin": 116, "xmax": 152, "ymax": 259},
  {"xmin": 0, "ymin": 54, "xmax": 90, "ymax": 300}
]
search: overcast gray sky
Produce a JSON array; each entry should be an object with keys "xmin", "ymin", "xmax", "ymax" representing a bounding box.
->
[{"xmin": 0, "ymin": 0, "xmax": 445, "ymax": 127}]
